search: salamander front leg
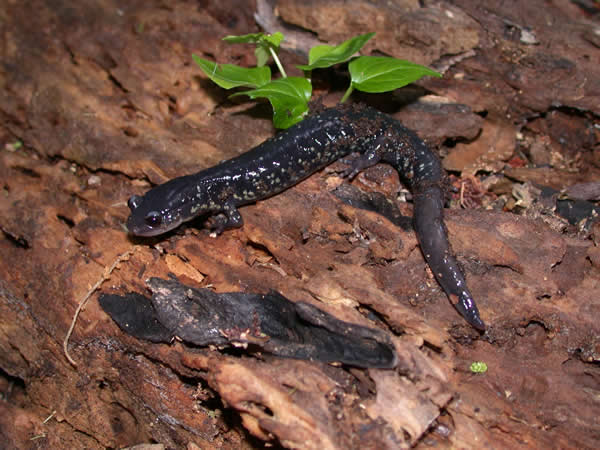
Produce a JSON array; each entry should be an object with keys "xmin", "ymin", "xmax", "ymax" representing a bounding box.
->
[{"xmin": 207, "ymin": 198, "xmax": 243, "ymax": 235}]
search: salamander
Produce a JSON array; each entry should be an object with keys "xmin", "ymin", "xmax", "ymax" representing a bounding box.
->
[{"xmin": 127, "ymin": 104, "xmax": 485, "ymax": 330}]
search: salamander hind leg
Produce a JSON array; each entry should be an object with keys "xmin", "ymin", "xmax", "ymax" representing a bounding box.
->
[{"xmin": 340, "ymin": 136, "xmax": 386, "ymax": 179}]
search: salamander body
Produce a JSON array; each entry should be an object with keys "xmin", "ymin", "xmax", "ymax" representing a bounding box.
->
[{"xmin": 127, "ymin": 104, "xmax": 485, "ymax": 330}]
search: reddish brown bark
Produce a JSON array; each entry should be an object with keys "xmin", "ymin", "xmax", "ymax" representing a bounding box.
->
[{"xmin": 0, "ymin": 0, "xmax": 599, "ymax": 448}]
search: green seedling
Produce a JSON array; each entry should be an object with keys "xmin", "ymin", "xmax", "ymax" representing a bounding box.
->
[
  {"xmin": 470, "ymin": 361, "xmax": 488, "ymax": 373},
  {"xmin": 193, "ymin": 31, "xmax": 440, "ymax": 128}
]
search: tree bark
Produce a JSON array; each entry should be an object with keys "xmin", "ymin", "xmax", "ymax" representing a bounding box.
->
[{"xmin": 1, "ymin": 0, "xmax": 599, "ymax": 448}]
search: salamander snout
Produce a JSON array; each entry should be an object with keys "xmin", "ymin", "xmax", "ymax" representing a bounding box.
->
[{"xmin": 128, "ymin": 195, "xmax": 143, "ymax": 211}]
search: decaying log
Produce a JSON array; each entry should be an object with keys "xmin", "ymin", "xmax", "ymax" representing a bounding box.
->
[{"xmin": 1, "ymin": 0, "xmax": 599, "ymax": 448}]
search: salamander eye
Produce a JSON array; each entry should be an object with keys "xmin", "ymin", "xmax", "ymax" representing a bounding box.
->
[
  {"xmin": 128, "ymin": 195, "xmax": 142, "ymax": 211},
  {"xmin": 144, "ymin": 211, "xmax": 162, "ymax": 227}
]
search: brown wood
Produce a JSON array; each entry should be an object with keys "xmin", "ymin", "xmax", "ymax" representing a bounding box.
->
[{"xmin": 1, "ymin": 0, "xmax": 599, "ymax": 448}]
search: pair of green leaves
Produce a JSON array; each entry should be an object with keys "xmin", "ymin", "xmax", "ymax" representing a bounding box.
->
[
  {"xmin": 192, "ymin": 32, "xmax": 440, "ymax": 129},
  {"xmin": 191, "ymin": 55, "xmax": 311, "ymax": 129}
]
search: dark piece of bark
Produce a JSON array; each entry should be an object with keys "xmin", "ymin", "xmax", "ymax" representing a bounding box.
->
[
  {"xmin": 538, "ymin": 186, "xmax": 600, "ymax": 227},
  {"xmin": 565, "ymin": 181, "xmax": 600, "ymax": 201},
  {"xmin": 98, "ymin": 292, "xmax": 174, "ymax": 343},
  {"xmin": 100, "ymin": 278, "xmax": 397, "ymax": 368}
]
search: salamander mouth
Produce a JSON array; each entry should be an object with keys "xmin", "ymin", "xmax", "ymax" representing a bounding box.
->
[{"xmin": 126, "ymin": 216, "xmax": 183, "ymax": 237}]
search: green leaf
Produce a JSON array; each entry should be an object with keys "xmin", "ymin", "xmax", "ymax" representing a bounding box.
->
[
  {"xmin": 348, "ymin": 56, "xmax": 441, "ymax": 93},
  {"xmin": 297, "ymin": 32, "xmax": 375, "ymax": 71},
  {"xmin": 192, "ymin": 55, "xmax": 271, "ymax": 89},
  {"xmin": 223, "ymin": 31, "xmax": 284, "ymax": 48},
  {"xmin": 263, "ymin": 31, "xmax": 284, "ymax": 48},
  {"xmin": 222, "ymin": 32, "xmax": 266, "ymax": 44},
  {"xmin": 231, "ymin": 77, "xmax": 312, "ymax": 129},
  {"xmin": 255, "ymin": 47, "xmax": 270, "ymax": 67},
  {"xmin": 470, "ymin": 361, "xmax": 488, "ymax": 373},
  {"xmin": 223, "ymin": 32, "xmax": 285, "ymax": 68}
]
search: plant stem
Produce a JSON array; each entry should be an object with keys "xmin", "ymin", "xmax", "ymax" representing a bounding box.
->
[
  {"xmin": 340, "ymin": 85, "xmax": 354, "ymax": 103},
  {"xmin": 270, "ymin": 47, "xmax": 287, "ymax": 78}
]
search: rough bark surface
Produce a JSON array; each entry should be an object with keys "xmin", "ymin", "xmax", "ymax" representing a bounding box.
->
[{"xmin": 0, "ymin": 0, "xmax": 599, "ymax": 448}]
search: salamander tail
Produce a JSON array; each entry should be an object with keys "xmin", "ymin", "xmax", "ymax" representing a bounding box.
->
[{"xmin": 455, "ymin": 293, "xmax": 486, "ymax": 331}]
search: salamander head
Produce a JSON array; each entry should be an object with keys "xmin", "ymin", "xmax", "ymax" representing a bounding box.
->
[{"xmin": 126, "ymin": 176, "xmax": 201, "ymax": 237}]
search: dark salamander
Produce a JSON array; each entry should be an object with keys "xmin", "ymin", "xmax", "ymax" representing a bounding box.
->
[{"xmin": 127, "ymin": 104, "xmax": 485, "ymax": 330}]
